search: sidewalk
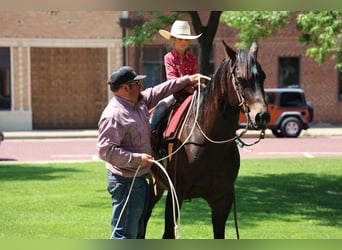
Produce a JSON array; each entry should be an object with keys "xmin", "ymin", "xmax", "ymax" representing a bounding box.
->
[
  {"xmin": 1, "ymin": 125, "xmax": 342, "ymax": 140},
  {"xmin": 1, "ymin": 129, "xmax": 98, "ymax": 140}
]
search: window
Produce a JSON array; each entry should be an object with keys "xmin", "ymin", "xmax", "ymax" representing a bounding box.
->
[
  {"xmin": 339, "ymin": 71, "xmax": 342, "ymax": 101},
  {"xmin": 266, "ymin": 93, "xmax": 275, "ymax": 105},
  {"xmin": 0, "ymin": 48, "xmax": 11, "ymax": 110},
  {"xmin": 278, "ymin": 57, "xmax": 300, "ymax": 88},
  {"xmin": 142, "ymin": 45, "xmax": 214, "ymax": 89},
  {"xmin": 279, "ymin": 92, "xmax": 304, "ymax": 107},
  {"xmin": 142, "ymin": 47, "xmax": 167, "ymax": 89}
]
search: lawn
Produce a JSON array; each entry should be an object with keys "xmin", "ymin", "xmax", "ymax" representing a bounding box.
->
[{"xmin": 0, "ymin": 158, "xmax": 341, "ymax": 239}]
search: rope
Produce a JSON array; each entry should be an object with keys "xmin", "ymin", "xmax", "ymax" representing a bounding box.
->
[
  {"xmin": 151, "ymin": 159, "xmax": 181, "ymax": 239},
  {"xmin": 156, "ymin": 75, "xmax": 210, "ymax": 162},
  {"xmin": 109, "ymin": 160, "xmax": 181, "ymax": 239},
  {"xmin": 110, "ymin": 165, "xmax": 142, "ymax": 239},
  {"xmin": 233, "ymin": 188, "xmax": 240, "ymax": 239}
]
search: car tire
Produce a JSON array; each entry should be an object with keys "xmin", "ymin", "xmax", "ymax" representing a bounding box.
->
[
  {"xmin": 271, "ymin": 129, "xmax": 284, "ymax": 138},
  {"xmin": 281, "ymin": 117, "xmax": 302, "ymax": 138}
]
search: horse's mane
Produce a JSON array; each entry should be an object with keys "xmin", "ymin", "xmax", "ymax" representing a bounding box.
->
[{"xmin": 201, "ymin": 58, "xmax": 230, "ymax": 114}]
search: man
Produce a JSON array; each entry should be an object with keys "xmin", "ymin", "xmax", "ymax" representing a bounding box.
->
[{"xmin": 96, "ymin": 66, "xmax": 202, "ymax": 239}]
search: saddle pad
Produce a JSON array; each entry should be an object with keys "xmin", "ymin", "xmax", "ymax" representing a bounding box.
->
[{"xmin": 164, "ymin": 95, "xmax": 192, "ymax": 139}]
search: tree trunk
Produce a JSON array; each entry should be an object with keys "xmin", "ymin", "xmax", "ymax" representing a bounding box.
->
[{"xmin": 188, "ymin": 11, "xmax": 222, "ymax": 76}]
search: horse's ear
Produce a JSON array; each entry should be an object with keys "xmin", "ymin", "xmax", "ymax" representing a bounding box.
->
[
  {"xmin": 222, "ymin": 40, "xmax": 236, "ymax": 61},
  {"xmin": 249, "ymin": 41, "xmax": 258, "ymax": 60}
]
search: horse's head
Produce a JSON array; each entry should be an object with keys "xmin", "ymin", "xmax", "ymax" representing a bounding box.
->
[{"xmin": 223, "ymin": 40, "xmax": 270, "ymax": 130}]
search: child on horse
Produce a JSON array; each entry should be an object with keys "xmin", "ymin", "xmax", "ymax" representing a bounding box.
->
[{"xmin": 150, "ymin": 20, "xmax": 202, "ymax": 132}]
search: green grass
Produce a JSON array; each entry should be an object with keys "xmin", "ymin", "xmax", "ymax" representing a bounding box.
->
[{"xmin": 0, "ymin": 158, "xmax": 341, "ymax": 239}]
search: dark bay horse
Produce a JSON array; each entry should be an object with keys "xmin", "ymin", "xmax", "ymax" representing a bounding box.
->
[{"xmin": 146, "ymin": 41, "xmax": 270, "ymax": 239}]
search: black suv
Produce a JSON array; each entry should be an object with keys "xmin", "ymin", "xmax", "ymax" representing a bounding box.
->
[{"xmin": 240, "ymin": 87, "xmax": 314, "ymax": 138}]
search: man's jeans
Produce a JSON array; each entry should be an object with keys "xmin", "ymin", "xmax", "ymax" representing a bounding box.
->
[{"xmin": 107, "ymin": 172, "xmax": 149, "ymax": 239}]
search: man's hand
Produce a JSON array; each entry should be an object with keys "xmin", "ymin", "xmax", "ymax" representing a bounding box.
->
[
  {"xmin": 140, "ymin": 153, "xmax": 154, "ymax": 167},
  {"xmin": 186, "ymin": 74, "xmax": 210, "ymax": 93},
  {"xmin": 188, "ymin": 73, "xmax": 211, "ymax": 84}
]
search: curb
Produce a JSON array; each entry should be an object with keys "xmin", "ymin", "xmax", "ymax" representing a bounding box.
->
[
  {"xmin": 1, "ymin": 130, "xmax": 98, "ymax": 140},
  {"xmin": 1, "ymin": 127, "xmax": 342, "ymax": 140}
]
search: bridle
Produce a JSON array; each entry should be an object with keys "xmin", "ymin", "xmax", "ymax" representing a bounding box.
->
[{"xmin": 194, "ymin": 62, "xmax": 266, "ymax": 147}]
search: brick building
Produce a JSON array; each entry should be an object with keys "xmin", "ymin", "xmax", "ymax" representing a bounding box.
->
[
  {"xmin": 0, "ymin": 11, "xmax": 341, "ymax": 131},
  {"xmin": 0, "ymin": 11, "xmax": 123, "ymax": 130}
]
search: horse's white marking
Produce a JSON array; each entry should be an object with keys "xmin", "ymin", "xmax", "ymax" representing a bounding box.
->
[{"xmin": 252, "ymin": 64, "xmax": 258, "ymax": 76}]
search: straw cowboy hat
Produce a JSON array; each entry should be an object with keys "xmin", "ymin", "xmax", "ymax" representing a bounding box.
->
[{"xmin": 159, "ymin": 20, "xmax": 202, "ymax": 40}]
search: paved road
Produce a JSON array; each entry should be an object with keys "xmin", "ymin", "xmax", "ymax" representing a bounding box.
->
[
  {"xmin": 0, "ymin": 135, "xmax": 341, "ymax": 163},
  {"xmin": 0, "ymin": 138, "xmax": 100, "ymax": 163}
]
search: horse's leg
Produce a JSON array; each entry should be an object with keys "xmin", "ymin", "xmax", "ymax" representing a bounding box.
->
[
  {"xmin": 207, "ymin": 187, "xmax": 235, "ymax": 239},
  {"xmin": 162, "ymin": 190, "xmax": 183, "ymax": 239}
]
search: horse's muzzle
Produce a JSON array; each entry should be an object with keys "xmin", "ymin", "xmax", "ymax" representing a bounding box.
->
[{"xmin": 255, "ymin": 111, "xmax": 270, "ymax": 130}]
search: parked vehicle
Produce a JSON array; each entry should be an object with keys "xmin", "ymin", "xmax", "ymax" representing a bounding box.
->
[
  {"xmin": 0, "ymin": 131, "xmax": 4, "ymax": 143},
  {"xmin": 240, "ymin": 87, "xmax": 314, "ymax": 138}
]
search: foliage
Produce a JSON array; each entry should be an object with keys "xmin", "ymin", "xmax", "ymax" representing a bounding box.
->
[
  {"xmin": 221, "ymin": 11, "xmax": 342, "ymax": 71},
  {"xmin": 297, "ymin": 11, "xmax": 342, "ymax": 71},
  {"xmin": 123, "ymin": 12, "xmax": 181, "ymax": 47},
  {"xmin": 220, "ymin": 11, "xmax": 293, "ymax": 49}
]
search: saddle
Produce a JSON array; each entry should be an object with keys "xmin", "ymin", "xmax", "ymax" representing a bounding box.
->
[
  {"xmin": 149, "ymin": 95, "xmax": 192, "ymax": 194},
  {"xmin": 151, "ymin": 95, "xmax": 192, "ymax": 157}
]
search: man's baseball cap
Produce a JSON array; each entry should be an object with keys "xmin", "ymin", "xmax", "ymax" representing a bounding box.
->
[{"xmin": 108, "ymin": 66, "xmax": 146, "ymax": 87}]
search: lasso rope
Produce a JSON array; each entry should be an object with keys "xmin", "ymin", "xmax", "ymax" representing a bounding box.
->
[{"xmin": 110, "ymin": 160, "xmax": 181, "ymax": 239}]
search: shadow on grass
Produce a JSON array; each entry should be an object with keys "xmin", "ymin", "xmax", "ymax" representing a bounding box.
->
[
  {"xmin": 0, "ymin": 164, "xmax": 83, "ymax": 181},
  {"xmin": 235, "ymin": 173, "xmax": 342, "ymax": 228},
  {"xmin": 167, "ymin": 172, "xmax": 341, "ymax": 230}
]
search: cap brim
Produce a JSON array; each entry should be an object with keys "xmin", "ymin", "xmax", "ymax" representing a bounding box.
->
[{"xmin": 134, "ymin": 75, "xmax": 146, "ymax": 80}]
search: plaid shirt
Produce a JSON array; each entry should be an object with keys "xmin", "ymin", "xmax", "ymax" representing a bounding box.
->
[{"xmin": 164, "ymin": 49, "xmax": 200, "ymax": 80}]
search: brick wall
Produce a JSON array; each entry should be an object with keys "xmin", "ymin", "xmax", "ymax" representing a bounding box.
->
[
  {"xmin": 0, "ymin": 11, "xmax": 123, "ymax": 130},
  {"xmin": 0, "ymin": 11, "xmax": 122, "ymax": 39},
  {"xmin": 30, "ymin": 47, "xmax": 108, "ymax": 129}
]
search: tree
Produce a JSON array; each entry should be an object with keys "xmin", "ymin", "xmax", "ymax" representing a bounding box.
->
[
  {"xmin": 123, "ymin": 11, "xmax": 222, "ymax": 76},
  {"xmin": 221, "ymin": 11, "xmax": 342, "ymax": 71},
  {"xmin": 296, "ymin": 11, "xmax": 342, "ymax": 71},
  {"xmin": 220, "ymin": 11, "xmax": 292, "ymax": 49}
]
